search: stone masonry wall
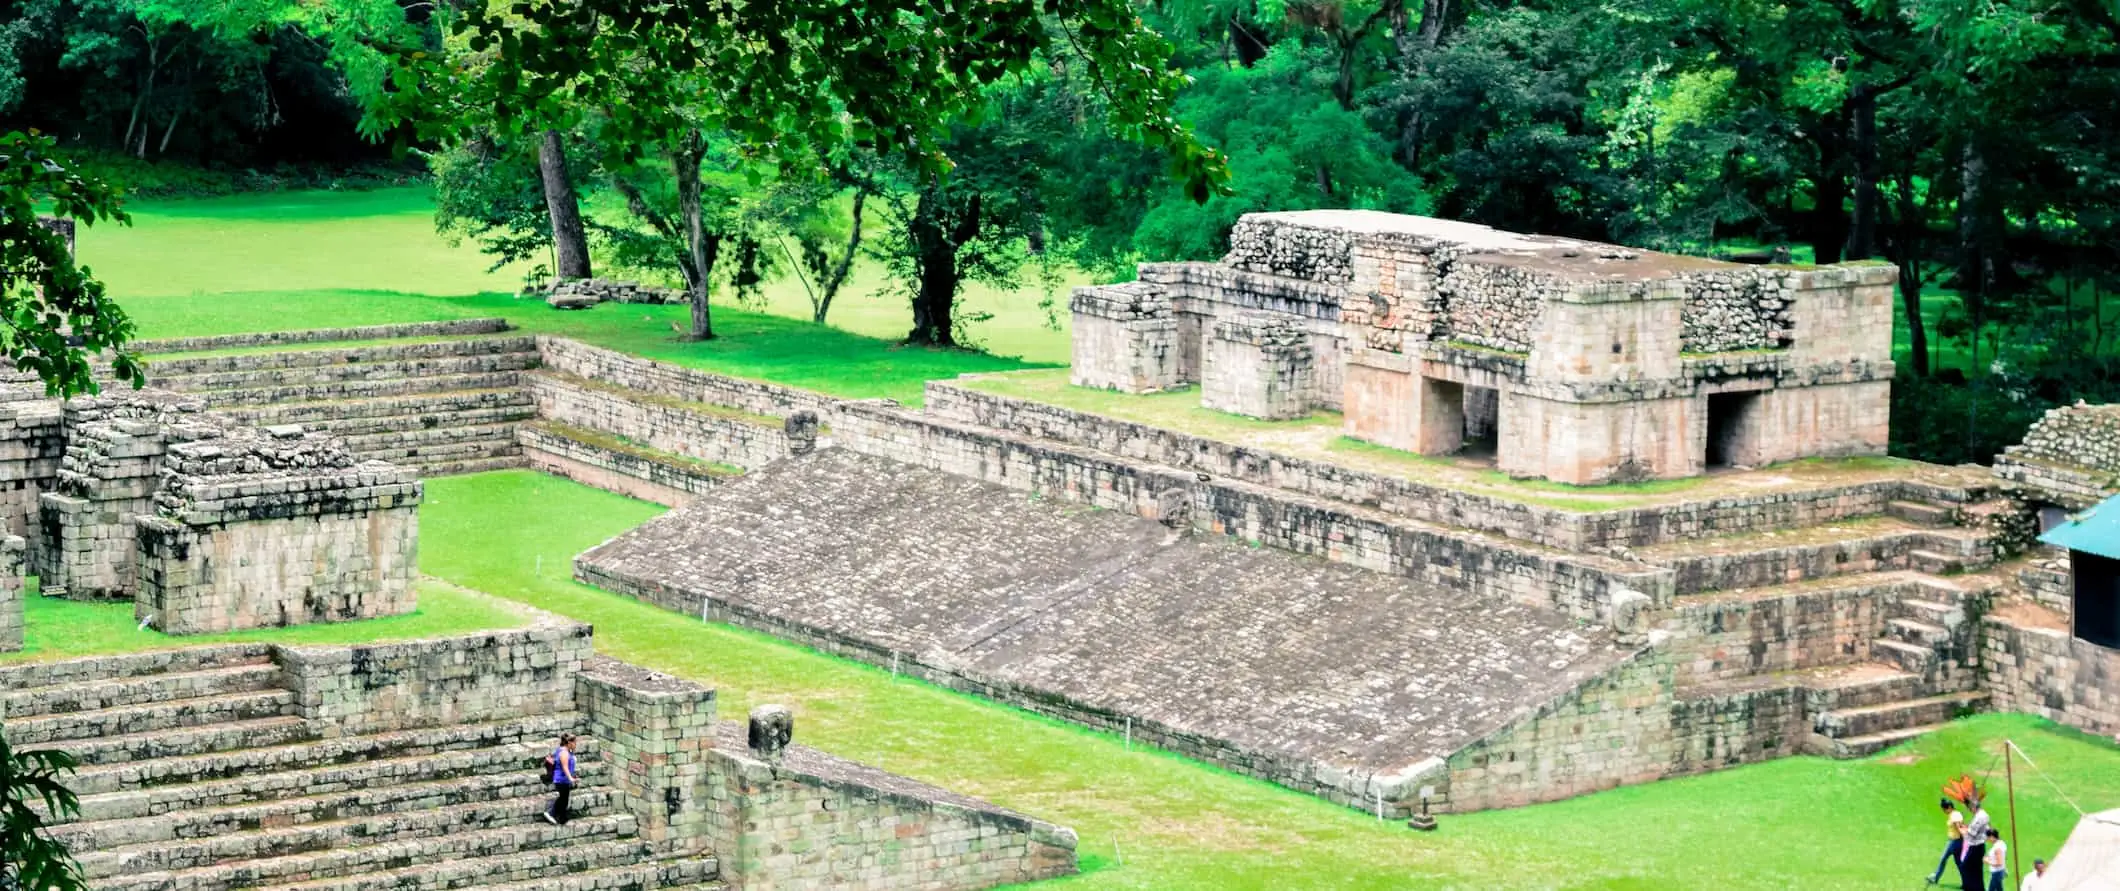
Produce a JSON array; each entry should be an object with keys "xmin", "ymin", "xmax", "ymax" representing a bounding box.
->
[
  {"xmin": 0, "ymin": 533, "xmax": 23, "ymax": 652},
  {"xmin": 577, "ymin": 657, "xmax": 718, "ymax": 853},
  {"xmin": 536, "ymin": 337, "xmax": 833, "ymax": 421},
  {"xmin": 519, "ymin": 424, "xmax": 730, "ymax": 507},
  {"xmin": 925, "ymin": 378, "xmax": 1969, "ymax": 551},
  {"xmin": 36, "ymin": 392, "xmax": 217, "ymax": 600},
  {"xmin": 0, "ymin": 394, "xmax": 61, "ymax": 545},
  {"xmin": 704, "ymin": 723, "xmax": 1076, "ymax": 891},
  {"xmin": 278, "ymin": 616, "xmax": 594, "ymax": 736},
  {"xmin": 1982, "ymin": 612, "xmax": 2120, "ymax": 736},
  {"xmin": 1675, "ymin": 267, "xmax": 1793, "ymax": 353},
  {"xmin": 1223, "ymin": 216, "xmax": 1356, "ymax": 283},
  {"xmin": 131, "ymin": 318, "xmax": 511, "ymax": 356},
  {"xmin": 1200, "ymin": 312, "xmax": 1313, "ymax": 420},
  {"xmin": 829, "ymin": 398, "xmax": 1668, "ymax": 619},
  {"xmin": 1994, "ymin": 402, "xmax": 2120, "ymax": 509},
  {"xmin": 1436, "ymin": 259, "xmax": 1559, "ymax": 353},
  {"xmin": 530, "ymin": 373, "xmax": 799, "ymax": 471},
  {"xmin": 1068, "ymin": 283, "xmax": 1181, "ymax": 393},
  {"xmin": 134, "ymin": 427, "xmax": 421, "ymax": 635},
  {"xmin": 1663, "ymin": 577, "xmax": 1910, "ymax": 682}
]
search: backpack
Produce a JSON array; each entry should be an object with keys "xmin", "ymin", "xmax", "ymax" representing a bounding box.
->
[{"xmin": 540, "ymin": 754, "xmax": 556, "ymax": 785}]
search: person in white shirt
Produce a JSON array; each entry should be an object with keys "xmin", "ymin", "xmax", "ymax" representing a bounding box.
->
[
  {"xmin": 1982, "ymin": 828, "xmax": 2007, "ymax": 891},
  {"xmin": 2020, "ymin": 857, "xmax": 2049, "ymax": 890},
  {"xmin": 1957, "ymin": 799, "xmax": 1993, "ymax": 891}
]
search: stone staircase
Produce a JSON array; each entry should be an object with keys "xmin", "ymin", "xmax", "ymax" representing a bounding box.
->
[
  {"xmin": 146, "ymin": 336, "xmax": 540, "ymax": 477},
  {"xmin": 7, "ymin": 648, "xmax": 721, "ymax": 891},
  {"xmin": 1652, "ymin": 490, "xmax": 2009, "ymax": 759}
]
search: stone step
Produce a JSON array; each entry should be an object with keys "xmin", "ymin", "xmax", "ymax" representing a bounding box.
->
[
  {"xmin": 147, "ymin": 337, "xmax": 539, "ymax": 377},
  {"xmin": 197, "ymin": 372, "xmax": 528, "ymax": 408},
  {"xmin": 78, "ymin": 790, "xmax": 613, "ymax": 878},
  {"xmin": 158, "ymin": 353, "xmax": 540, "ymax": 393},
  {"xmin": 1800, "ymin": 664, "xmax": 1930, "ymax": 713},
  {"xmin": 10, "ymin": 690, "xmax": 294, "ymax": 746},
  {"xmin": 0, "ymin": 647, "xmax": 274, "ymax": 694},
  {"xmin": 1909, "ymin": 548, "xmax": 1967, "ymax": 575},
  {"xmin": 268, "ymin": 403, "xmax": 541, "ymax": 440},
  {"xmin": 1644, "ymin": 521, "xmax": 1995, "ymax": 595},
  {"xmin": 1884, "ymin": 617, "xmax": 1954, "ymax": 648},
  {"xmin": 67, "ymin": 717, "xmax": 316, "ymax": 773},
  {"xmin": 341, "ymin": 422, "xmax": 522, "ymax": 454},
  {"xmin": 1870, "ymin": 639, "xmax": 1937, "ymax": 677},
  {"xmin": 3, "ymin": 664, "xmax": 284, "ymax": 720},
  {"xmin": 1827, "ymin": 722, "xmax": 1953, "ymax": 759},
  {"xmin": 351, "ymin": 436, "xmax": 524, "ymax": 466},
  {"xmin": 1886, "ymin": 500, "xmax": 1957, "ymax": 527},
  {"xmin": 69, "ymin": 715, "xmax": 580, "ymax": 799},
  {"xmin": 98, "ymin": 814, "xmax": 636, "ymax": 891},
  {"xmin": 1816, "ymin": 692, "xmax": 1988, "ymax": 739},
  {"xmin": 59, "ymin": 750, "xmax": 606, "ymax": 847},
  {"xmin": 407, "ymin": 455, "xmax": 529, "ymax": 479},
  {"xmin": 466, "ymin": 858, "xmax": 723, "ymax": 891},
  {"xmin": 252, "ymin": 838, "xmax": 676, "ymax": 891},
  {"xmin": 219, "ymin": 389, "xmax": 534, "ymax": 428},
  {"xmin": 1892, "ymin": 597, "xmax": 1963, "ymax": 628}
]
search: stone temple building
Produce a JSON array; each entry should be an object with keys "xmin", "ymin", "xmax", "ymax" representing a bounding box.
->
[{"xmin": 1070, "ymin": 211, "xmax": 1898, "ymax": 484}]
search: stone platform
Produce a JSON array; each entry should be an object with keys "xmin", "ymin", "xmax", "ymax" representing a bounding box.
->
[{"xmin": 576, "ymin": 449, "xmax": 1624, "ymax": 810}]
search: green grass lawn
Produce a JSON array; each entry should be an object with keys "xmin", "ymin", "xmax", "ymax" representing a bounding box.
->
[
  {"xmin": 3, "ymin": 579, "xmax": 528, "ymax": 663},
  {"xmin": 418, "ymin": 470, "xmax": 2120, "ymax": 890}
]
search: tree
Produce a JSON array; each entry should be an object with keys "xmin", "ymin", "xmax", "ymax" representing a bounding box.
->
[
  {"xmin": 362, "ymin": 0, "xmax": 1229, "ymax": 342},
  {"xmin": 0, "ymin": 728, "xmax": 86, "ymax": 891},
  {"xmin": 537, "ymin": 129, "xmax": 590, "ymax": 280},
  {"xmin": 0, "ymin": 130, "xmax": 142, "ymax": 397}
]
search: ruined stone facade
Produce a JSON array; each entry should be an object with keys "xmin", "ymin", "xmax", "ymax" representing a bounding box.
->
[
  {"xmin": 1072, "ymin": 211, "xmax": 1896, "ymax": 484},
  {"xmin": 1994, "ymin": 401, "xmax": 2120, "ymax": 509}
]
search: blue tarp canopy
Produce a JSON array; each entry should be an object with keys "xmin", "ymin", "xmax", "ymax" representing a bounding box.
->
[{"xmin": 2040, "ymin": 494, "xmax": 2120, "ymax": 561}]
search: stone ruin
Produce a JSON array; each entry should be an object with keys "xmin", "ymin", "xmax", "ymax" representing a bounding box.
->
[
  {"xmin": 1072, "ymin": 210, "xmax": 1897, "ymax": 484},
  {"xmin": 531, "ymin": 277, "xmax": 686, "ymax": 310},
  {"xmin": 0, "ymin": 383, "xmax": 419, "ymax": 648}
]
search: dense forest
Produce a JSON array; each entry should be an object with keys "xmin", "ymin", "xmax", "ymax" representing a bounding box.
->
[{"xmin": 3, "ymin": 0, "xmax": 2119, "ymax": 464}]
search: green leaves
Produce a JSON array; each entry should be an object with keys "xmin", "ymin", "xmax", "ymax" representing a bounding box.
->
[
  {"xmin": 0, "ymin": 130, "xmax": 140, "ymax": 397},
  {"xmin": 0, "ymin": 728, "xmax": 85, "ymax": 891}
]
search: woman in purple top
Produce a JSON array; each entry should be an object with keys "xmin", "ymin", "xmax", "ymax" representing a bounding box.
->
[{"xmin": 542, "ymin": 734, "xmax": 578, "ymax": 826}]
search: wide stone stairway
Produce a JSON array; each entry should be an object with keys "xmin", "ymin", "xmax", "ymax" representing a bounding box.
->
[
  {"xmin": 145, "ymin": 335, "xmax": 540, "ymax": 477},
  {"xmin": 6, "ymin": 647, "xmax": 722, "ymax": 891}
]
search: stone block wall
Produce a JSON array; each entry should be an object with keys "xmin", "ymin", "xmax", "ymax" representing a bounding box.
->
[
  {"xmin": 1675, "ymin": 267, "xmax": 1792, "ymax": 353},
  {"xmin": 829, "ymin": 399, "xmax": 1670, "ymax": 620},
  {"xmin": 1067, "ymin": 283, "xmax": 1181, "ymax": 393},
  {"xmin": 519, "ymin": 424, "xmax": 730, "ymax": 507},
  {"xmin": 1982, "ymin": 612, "xmax": 2120, "ymax": 736},
  {"xmin": 1443, "ymin": 647, "xmax": 1678, "ymax": 811},
  {"xmin": 1136, "ymin": 263, "xmax": 1347, "ymax": 408},
  {"xmin": 1437, "ymin": 258, "xmax": 1560, "ymax": 352},
  {"xmin": 133, "ymin": 427, "xmax": 421, "ymax": 635},
  {"xmin": 1995, "ymin": 402, "xmax": 2120, "ymax": 509},
  {"xmin": 278, "ymin": 617, "xmax": 593, "ymax": 736},
  {"xmin": 0, "ymin": 533, "xmax": 23, "ymax": 652},
  {"xmin": 0, "ymin": 395, "xmax": 62, "ymax": 543},
  {"xmin": 36, "ymin": 392, "xmax": 216, "ymax": 599},
  {"xmin": 1663, "ymin": 578, "xmax": 1909, "ymax": 682},
  {"xmin": 704, "ymin": 723, "xmax": 1077, "ymax": 891},
  {"xmin": 530, "ymin": 373, "xmax": 798, "ymax": 471},
  {"xmin": 537, "ymin": 337, "xmax": 834, "ymax": 421},
  {"xmin": 130, "ymin": 318, "xmax": 511, "ymax": 356},
  {"xmin": 1200, "ymin": 312, "xmax": 1313, "ymax": 420},
  {"xmin": 578, "ymin": 657, "xmax": 719, "ymax": 852}
]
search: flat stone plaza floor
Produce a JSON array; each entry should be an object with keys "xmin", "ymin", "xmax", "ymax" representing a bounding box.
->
[{"xmin": 578, "ymin": 449, "xmax": 1626, "ymax": 783}]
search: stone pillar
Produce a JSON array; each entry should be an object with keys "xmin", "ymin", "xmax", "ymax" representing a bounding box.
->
[
  {"xmin": 579, "ymin": 658, "xmax": 719, "ymax": 854},
  {"xmin": 1068, "ymin": 282, "xmax": 1181, "ymax": 393},
  {"xmin": 1342, "ymin": 350, "xmax": 1420, "ymax": 451},
  {"xmin": 1200, "ymin": 311, "xmax": 1313, "ymax": 420},
  {"xmin": 0, "ymin": 534, "xmax": 24, "ymax": 652}
]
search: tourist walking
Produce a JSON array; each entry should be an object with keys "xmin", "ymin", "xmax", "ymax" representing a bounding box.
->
[
  {"xmin": 1982, "ymin": 828, "xmax": 2007, "ymax": 891},
  {"xmin": 541, "ymin": 733, "xmax": 578, "ymax": 826},
  {"xmin": 2020, "ymin": 858, "xmax": 2049, "ymax": 890},
  {"xmin": 1929, "ymin": 797, "xmax": 1968, "ymax": 884},
  {"xmin": 1957, "ymin": 797, "xmax": 1994, "ymax": 891}
]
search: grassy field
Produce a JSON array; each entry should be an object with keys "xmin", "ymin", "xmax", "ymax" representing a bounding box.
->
[
  {"xmin": 2, "ymin": 579, "xmax": 528, "ymax": 663},
  {"xmin": 418, "ymin": 470, "xmax": 2120, "ymax": 890}
]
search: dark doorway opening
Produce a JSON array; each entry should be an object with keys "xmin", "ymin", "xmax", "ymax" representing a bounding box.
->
[
  {"xmin": 1705, "ymin": 392, "xmax": 1760, "ymax": 468},
  {"xmin": 1461, "ymin": 385, "xmax": 1499, "ymax": 460},
  {"xmin": 2075, "ymin": 552, "xmax": 2120, "ymax": 650}
]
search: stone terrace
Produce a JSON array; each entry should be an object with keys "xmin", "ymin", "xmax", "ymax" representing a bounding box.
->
[{"xmin": 577, "ymin": 448, "xmax": 1624, "ymax": 810}]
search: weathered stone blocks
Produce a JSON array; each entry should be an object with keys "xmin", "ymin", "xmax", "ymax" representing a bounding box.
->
[
  {"xmin": 1200, "ymin": 311, "xmax": 1313, "ymax": 420},
  {"xmin": 1067, "ymin": 282, "xmax": 1181, "ymax": 394}
]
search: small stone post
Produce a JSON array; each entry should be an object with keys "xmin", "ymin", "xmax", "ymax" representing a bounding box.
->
[
  {"xmin": 783, "ymin": 412, "xmax": 820, "ymax": 456},
  {"xmin": 748, "ymin": 704, "xmax": 793, "ymax": 765}
]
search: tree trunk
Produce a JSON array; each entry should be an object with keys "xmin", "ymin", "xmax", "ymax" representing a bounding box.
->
[
  {"xmin": 538, "ymin": 130, "xmax": 593, "ymax": 280},
  {"xmin": 672, "ymin": 133, "xmax": 714, "ymax": 340},
  {"xmin": 905, "ymin": 186, "xmax": 973, "ymax": 347},
  {"xmin": 157, "ymin": 101, "xmax": 183, "ymax": 155},
  {"xmin": 1846, "ymin": 88, "xmax": 1879, "ymax": 259},
  {"xmin": 1889, "ymin": 169, "xmax": 1928, "ymax": 377},
  {"xmin": 814, "ymin": 190, "xmax": 865, "ymax": 325},
  {"xmin": 1956, "ymin": 141, "xmax": 1989, "ymax": 370}
]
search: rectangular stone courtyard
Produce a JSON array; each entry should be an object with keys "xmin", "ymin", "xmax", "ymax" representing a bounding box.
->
[{"xmin": 577, "ymin": 449, "xmax": 1625, "ymax": 803}]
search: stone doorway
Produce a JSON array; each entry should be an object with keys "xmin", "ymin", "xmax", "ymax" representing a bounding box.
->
[
  {"xmin": 1704, "ymin": 392, "xmax": 1761, "ymax": 469},
  {"xmin": 1461, "ymin": 385, "xmax": 1500, "ymax": 460}
]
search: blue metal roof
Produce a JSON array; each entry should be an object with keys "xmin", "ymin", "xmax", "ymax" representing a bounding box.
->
[{"xmin": 2041, "ymin": 494, "xmax": 2120, "ymax": 561}]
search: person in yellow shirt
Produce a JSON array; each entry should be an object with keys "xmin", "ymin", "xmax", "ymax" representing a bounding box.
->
[{"xmin": 1928, "ymin": 798, "xmax": 1967, "ymax": 885}]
